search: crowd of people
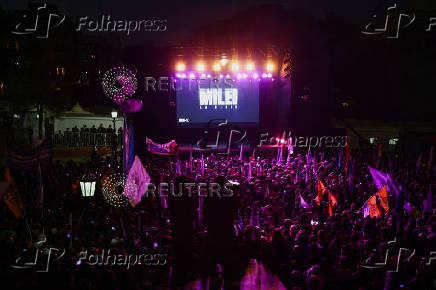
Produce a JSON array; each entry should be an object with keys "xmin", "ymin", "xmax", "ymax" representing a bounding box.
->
[
  {"xmin": 53, "ymin": 124, "xmax": 123, "ymax": 147},
  {"xmin": 0, "ymin": 144, "xmax": 435, "ymax": 289}
]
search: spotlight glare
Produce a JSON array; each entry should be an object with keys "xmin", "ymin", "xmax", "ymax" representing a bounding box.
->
[
  {"xmin": 266, "ymin": 62, "xmax": 274, "ymax": 72},
  {"xmin": 176, "ymin": 63, "xmax": 185, "ymax": 72},
  {"xmin": 196, "ymin": 62, "xmax": 205, "ymax": 72},
  {"xmin": 220, "ymin": 58, "xmax": 228, "ymax": 66},
  {"xmin": 213, "ymin": 63, "xmax": 221, "ymax": 71},
  {"xmin": 267, "ymin": 73, "xmax": 272, "ymax": 78},
  {"xmin": 189, "ymin": 73, "xmax": 195, "ymax": 79},
  {"xmin": 246, "ymin": 62, "xmax": 254, "ymax": 71},
  {"xmin": 231, "ymin": 62, "xmax": 239, "ymax": 71},
  {"xmin": 262, "ymin": 73, "xmax": 267, "ymax": 78},
  {"xmin": 253, "ymin": 73, "xmax": 259, "ymax": 79}
]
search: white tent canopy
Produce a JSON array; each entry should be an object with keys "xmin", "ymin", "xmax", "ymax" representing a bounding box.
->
[{"xmin": 54, "ymin": 103, "xmax": 123, "ymax": 133}]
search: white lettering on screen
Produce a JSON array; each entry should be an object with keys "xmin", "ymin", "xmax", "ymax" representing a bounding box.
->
[{"xmin": 199, "ymin": 88, "xmax": 238, "ymax": 109}]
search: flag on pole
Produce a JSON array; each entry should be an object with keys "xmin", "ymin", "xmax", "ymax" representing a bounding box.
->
[
  {"xmin": 377, "ymin": 186, "xmax": 389, "ymax": 213},
  {"xmin": 300, "ymin": 194, "xmax": 309, "ymax": 209},
  {"xmin": 278, "ymin": 146, "xmax": 283, "ymax": 165},
  {"xmin": 200, "ymin": 154, "xmax": 205, "ymax": 175},
  {"xmin": 424, "ymin": 184, "xmax": 433, "ymax": 213},
  {"xmin": 317, "ymin": 180, "xmax": 326, "ymax": 205},
  {"xmin": 328, "ymin": 191, "xmax": 337, "ymax": 216},
  {"xmin": 286, "ymin": 138, "xmax": 293, "ymax": 166},
  {"xmin": 3, "ymin": 168, "xmax": 24, "ymax": 218},
  {"xmin": 362, "ymin": 203, "xmax": 370, "ymax": 218},
  {"xmin": 368, "ymin": 194, "xmax": 381, "ymax": 218},
  {"xmin": 368, "ymin": 167, "xmax": 390, "ymax": 191},
  {"xmin": 124, "ymin": 156, "xmax": 151, "ymax": 207},
  {"xmin": 189, "ymin": 145, "xmax": 193, "ymax": 172},
  {"xmin": 239, "ymin": 143, "xmax": 243, "ymax": 161}
]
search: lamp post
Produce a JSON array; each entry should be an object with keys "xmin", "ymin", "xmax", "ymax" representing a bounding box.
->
[
  {"xmin": 111, "ymin": 110, "xmax": 118, "ymax": 156},
  {"xmin": 80, "ymin": 172, "xmax": 96, "ymax": 197}
]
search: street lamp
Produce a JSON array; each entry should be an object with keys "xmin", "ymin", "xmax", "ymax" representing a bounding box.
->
[
  {"xmin": 111, "ymin": 110, "xmax": 118, "ymax": 156},
  {"xmin": 80, "ymin": 172, "xmax": 96, "ymax": 197}
]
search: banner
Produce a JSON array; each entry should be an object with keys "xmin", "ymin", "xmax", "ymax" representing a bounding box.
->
[
  {"xmin": 6, "ymin": 138, "xmax": 52, "ymax": 170},
  {"xmin": 146, "ymin": 137, "xmax": 177, "ymax": 155}
]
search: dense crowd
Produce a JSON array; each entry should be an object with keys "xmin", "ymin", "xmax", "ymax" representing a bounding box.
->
[
  {"xmin": 0, "ymin": 146, "xmax": 435, "ymax": 289},
  {"xmin": 53, "ymin": 124, "xmax": 123, "ymax": 147}
]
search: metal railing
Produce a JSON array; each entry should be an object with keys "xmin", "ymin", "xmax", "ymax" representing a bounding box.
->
[{"xmin": 53, "ymin": 132, "xmax": 123, "ymax": 147}]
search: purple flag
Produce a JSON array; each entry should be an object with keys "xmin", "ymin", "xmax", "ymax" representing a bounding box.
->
[
  {"xmin": 362, "ymin": 203, "xmax": 370, "ymax": 218},
  {"xmin": 120, "ymin": 99, "xmax": 143, "ymax": 113},
  {"xmin": 300, "ymin": 194, "xmax": 309, "ymax": 209},
  {"xmin": 369, "ymin": 166, "xmax": 390, "ymax": 191},
  {"xmin": 123, "ymin": 156, "xmax": 151, "ymax": 207}
]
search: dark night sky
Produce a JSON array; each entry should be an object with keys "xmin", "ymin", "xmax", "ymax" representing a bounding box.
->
[{"xmin": 1, "ymin": 0, "xmax": 417, "ymax": 45}]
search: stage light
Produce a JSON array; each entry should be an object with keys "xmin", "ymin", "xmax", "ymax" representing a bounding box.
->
[
  {"xmin": 267, "ymin": 73, "xmax": 272, "ymax": 78},
  {"xmin": 226, "ymin": 74, "xmax": 231, "ymax": 78},
  {"xmin": 176, "ymin": 73, "xmax": 181, "ymax": 78},
  {"xmin": 237, "ymin": 73, "xmax": 242, "ymax": 79},
  {"xmin": 176, "ymin": 63, "xmax": 185, "ymax": 71},
  {"xmin": 231, "ymin": 62, "xmax": 239, "ymax": 71},
  {"xmin": 189, "ymin": 73, "xmax": 195, "ymax": 79},
  {"xmin": 201, "ymin": 73, "xmax": 206, "ymax": 79},
  {"xmin": 181, "ymin": 73, "xmax": 186, "ymax": 78},
  {"xmin": 220, "ymin": 58, "xmax": 228, "ymax": 66},
  {"xmin": 242, "ymin": 73, "xmax": 247, "ymax": 79},
  {"xmin": 266, "ymin": 62, "xmax": 274, "ymax": 72},
  {"xmin": 246, "ymin": 62, "xmax": 254, "ymax": 71},
  {"xmin": 196, "ymin": 62, "xmax": 205, "ymax": 72},
  {"xmin": 253, "ymin": 73, "xmax": 259, "ymax": 79},
  {"xmin": 213, "ymin": 63, "xmax": 221, "ymax": 71},
  {"xmin": 219, "ymin": 74, "xmax": 224, "ymax": 79},
  {"xmin": 262, "ymin": 73, "xmax": 267, "ymax": 78},
  {"xmin": 207, "ymin": 74, "xmax": 211, "ymax": 78}
]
